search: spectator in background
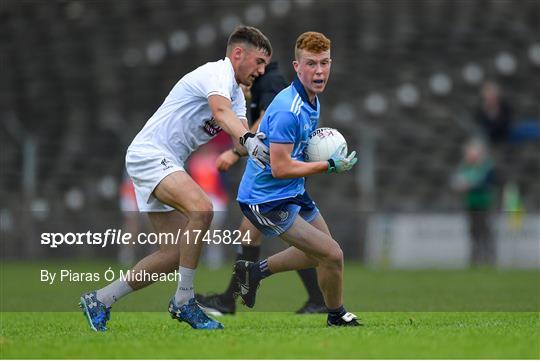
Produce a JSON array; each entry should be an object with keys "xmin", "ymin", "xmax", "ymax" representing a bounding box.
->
[
  {"xmin": 451, "ymin": 138, "xmax": 497, "ymax": 266},
  {"xmin": 476, "ymin": 81, "xmax": 513, "ymax": 143}
]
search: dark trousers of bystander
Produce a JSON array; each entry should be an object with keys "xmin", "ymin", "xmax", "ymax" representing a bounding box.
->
[{"xmin": 468, "ymin": 210, "xmax": 496, "ymax": 266}]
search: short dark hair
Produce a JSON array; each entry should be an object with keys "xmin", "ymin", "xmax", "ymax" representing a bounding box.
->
[{"xmin": 227, "ymin": 26, "xmax": 272, "ymax": 56}]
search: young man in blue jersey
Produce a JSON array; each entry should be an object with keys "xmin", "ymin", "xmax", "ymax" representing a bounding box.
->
[
  {"xmin": 196, "ymin": 61, "xmax": 327, "ymax": 316},
  {"xmin": 234, "ymin": 32, "xmax": 360, "ymax": 326}
]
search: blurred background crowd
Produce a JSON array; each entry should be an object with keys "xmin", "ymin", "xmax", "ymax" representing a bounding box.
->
[{"xmin": 1, "ymin": 0, "xmax": 539, "ymax": 267}]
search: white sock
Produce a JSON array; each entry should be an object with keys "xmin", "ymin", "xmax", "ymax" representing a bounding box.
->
[
  {"xmin": 174, "ymin": 266, "xmax": 195, "ymax": 306},
  {"xmin": 96, "ymin": 278, "xmax": 133, "ymax": 308}
]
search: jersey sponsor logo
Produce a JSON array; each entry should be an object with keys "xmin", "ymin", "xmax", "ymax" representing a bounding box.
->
[{"xmin": 202, "ymin": 117, "xmax": 223, "ymax": 137}]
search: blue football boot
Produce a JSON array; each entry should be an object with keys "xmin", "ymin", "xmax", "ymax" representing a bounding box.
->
[
  {"xmin": 168, "ymin": 297, "xmax": 224, "ymax": 330},
  {"xmin": 79, "ymin": 291, "xmax": 111, "ymax": 331}
]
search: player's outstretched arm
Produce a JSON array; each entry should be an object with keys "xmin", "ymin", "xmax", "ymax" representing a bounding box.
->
[
  {"xmin": 209, "ymin": 94, "xmax": 251, "ymax": 139},
  {"xmin": 209, "ymin": 95, "xmax": 269, "ymax": 167}
]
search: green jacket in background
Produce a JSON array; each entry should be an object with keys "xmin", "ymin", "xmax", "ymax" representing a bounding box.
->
[{"xmin": 456, "ymin": 160, "xmax": 496, "ymax": 210}]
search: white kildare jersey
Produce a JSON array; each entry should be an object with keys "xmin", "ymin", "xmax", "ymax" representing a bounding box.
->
[{"xmin": 128, "ymin": 57, "xmax": 246, "ymax": 162}]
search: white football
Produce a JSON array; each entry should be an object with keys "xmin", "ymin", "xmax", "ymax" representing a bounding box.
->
[{"xmin": 305, "ymin": 127, "xmax": 348, "ymax": 162}]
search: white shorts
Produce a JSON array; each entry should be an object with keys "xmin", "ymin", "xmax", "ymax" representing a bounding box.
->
[{"xmin": 125, "ymin": 149, "xmax": 185, "ymax": 212}]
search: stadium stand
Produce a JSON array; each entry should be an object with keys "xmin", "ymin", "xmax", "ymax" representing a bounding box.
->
[{"xmin": 1, "ymin": 0, "xmax": 539, "ymax": 259}]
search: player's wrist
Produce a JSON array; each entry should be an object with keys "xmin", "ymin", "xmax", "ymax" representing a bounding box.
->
[
  {"xmin": 231, "ymin": 148, "xmax": 242, "ymax": 158},
  {"xmin": 239, "ymin": 132, "xmax": 255, "ymax": 146},
  {"xmin": 327, "ymin": 159, "xmax": 336, "ymax": 174}
]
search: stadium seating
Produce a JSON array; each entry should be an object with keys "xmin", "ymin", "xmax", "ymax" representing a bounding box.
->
[{"xmin": 1, "ymin": 0, "xmax": 538, "ymax": 258}]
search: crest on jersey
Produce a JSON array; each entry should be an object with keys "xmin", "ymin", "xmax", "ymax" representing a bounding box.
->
[
  {"xmin": 202, "ymin": 117, "xmax": 223, "ymax": 136},
  {"xmin": 278, "ymin": 210, "xmax": 289, "ymax": 222}
]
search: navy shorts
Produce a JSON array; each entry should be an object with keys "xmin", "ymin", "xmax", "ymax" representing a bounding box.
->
[{"xmin": 239, "ymin": 192, "xmax": 320, "ymax": 237}]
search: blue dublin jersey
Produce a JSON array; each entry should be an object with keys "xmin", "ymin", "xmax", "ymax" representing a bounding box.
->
[{"xmin": 237, "ymin": 77, "xmax": 320, "ymax": 204}]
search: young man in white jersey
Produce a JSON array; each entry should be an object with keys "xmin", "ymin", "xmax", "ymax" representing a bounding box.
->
[
  {"xmin": 80, "ymin": 26, "xmax": 272, "ymax": 331},
  {"xmin": 234, "ymin": 32, "xmax": 360, "ymax": 326}
]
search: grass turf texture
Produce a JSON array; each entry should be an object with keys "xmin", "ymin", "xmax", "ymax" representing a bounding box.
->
[
  {"xmin": 1, "ymin": 312, "xmax": 539, "ymax": 358},
  {"xmin": 1, "ymin": 262, "xmax": 539, "ymax": 358}
]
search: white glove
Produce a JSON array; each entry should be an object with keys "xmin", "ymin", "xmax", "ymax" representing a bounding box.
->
[
  {"xmin": 327, "ymin": 144, "xmax": 358, "ymax": 173},
  {"xmin": 239, "ymin": 132, "xmax": 270, "ymax": 168}
]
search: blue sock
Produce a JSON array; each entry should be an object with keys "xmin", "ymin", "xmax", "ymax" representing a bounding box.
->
[
  {"xmin": 328, "ymin": 305, "xmax": 346, "ymax": 319},
  {"xmin": 251, "ymin": 259, "xmax": 272, "ymax": 282}
]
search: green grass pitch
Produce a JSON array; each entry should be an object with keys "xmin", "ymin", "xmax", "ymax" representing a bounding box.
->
[{"xmin": 1, "ymin": 262, "xmax": 539, "ymax": 358}]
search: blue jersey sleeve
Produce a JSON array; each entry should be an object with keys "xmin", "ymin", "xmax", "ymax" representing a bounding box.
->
[{"xmin": 268, "ymin": 111, "xmax": 298, "ymax": 144}]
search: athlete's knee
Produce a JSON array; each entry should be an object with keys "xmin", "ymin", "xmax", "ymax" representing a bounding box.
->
[
  {"xmin": 185, "ymin": 197, "xmax": 214, "ymax": 224},
  {"xmin": 321, "ymin": 243, "xmax": 343, "ymax": 269},
  {"xmin": 303, "ymin": 251, "xmax": 320, "ymax": 267}
]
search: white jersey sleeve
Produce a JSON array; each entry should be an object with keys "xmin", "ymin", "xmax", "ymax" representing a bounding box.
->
[
  {"xmin": 127, "ymin": 57, "xmax": 247, "ymax": 163},
  {"xmin": 204, "ymin": 71, "xmax": 235, "ymax": 100},
  {"xmin": 198, "ymin": 69, "xmax": 246, "ymax": 120}
]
